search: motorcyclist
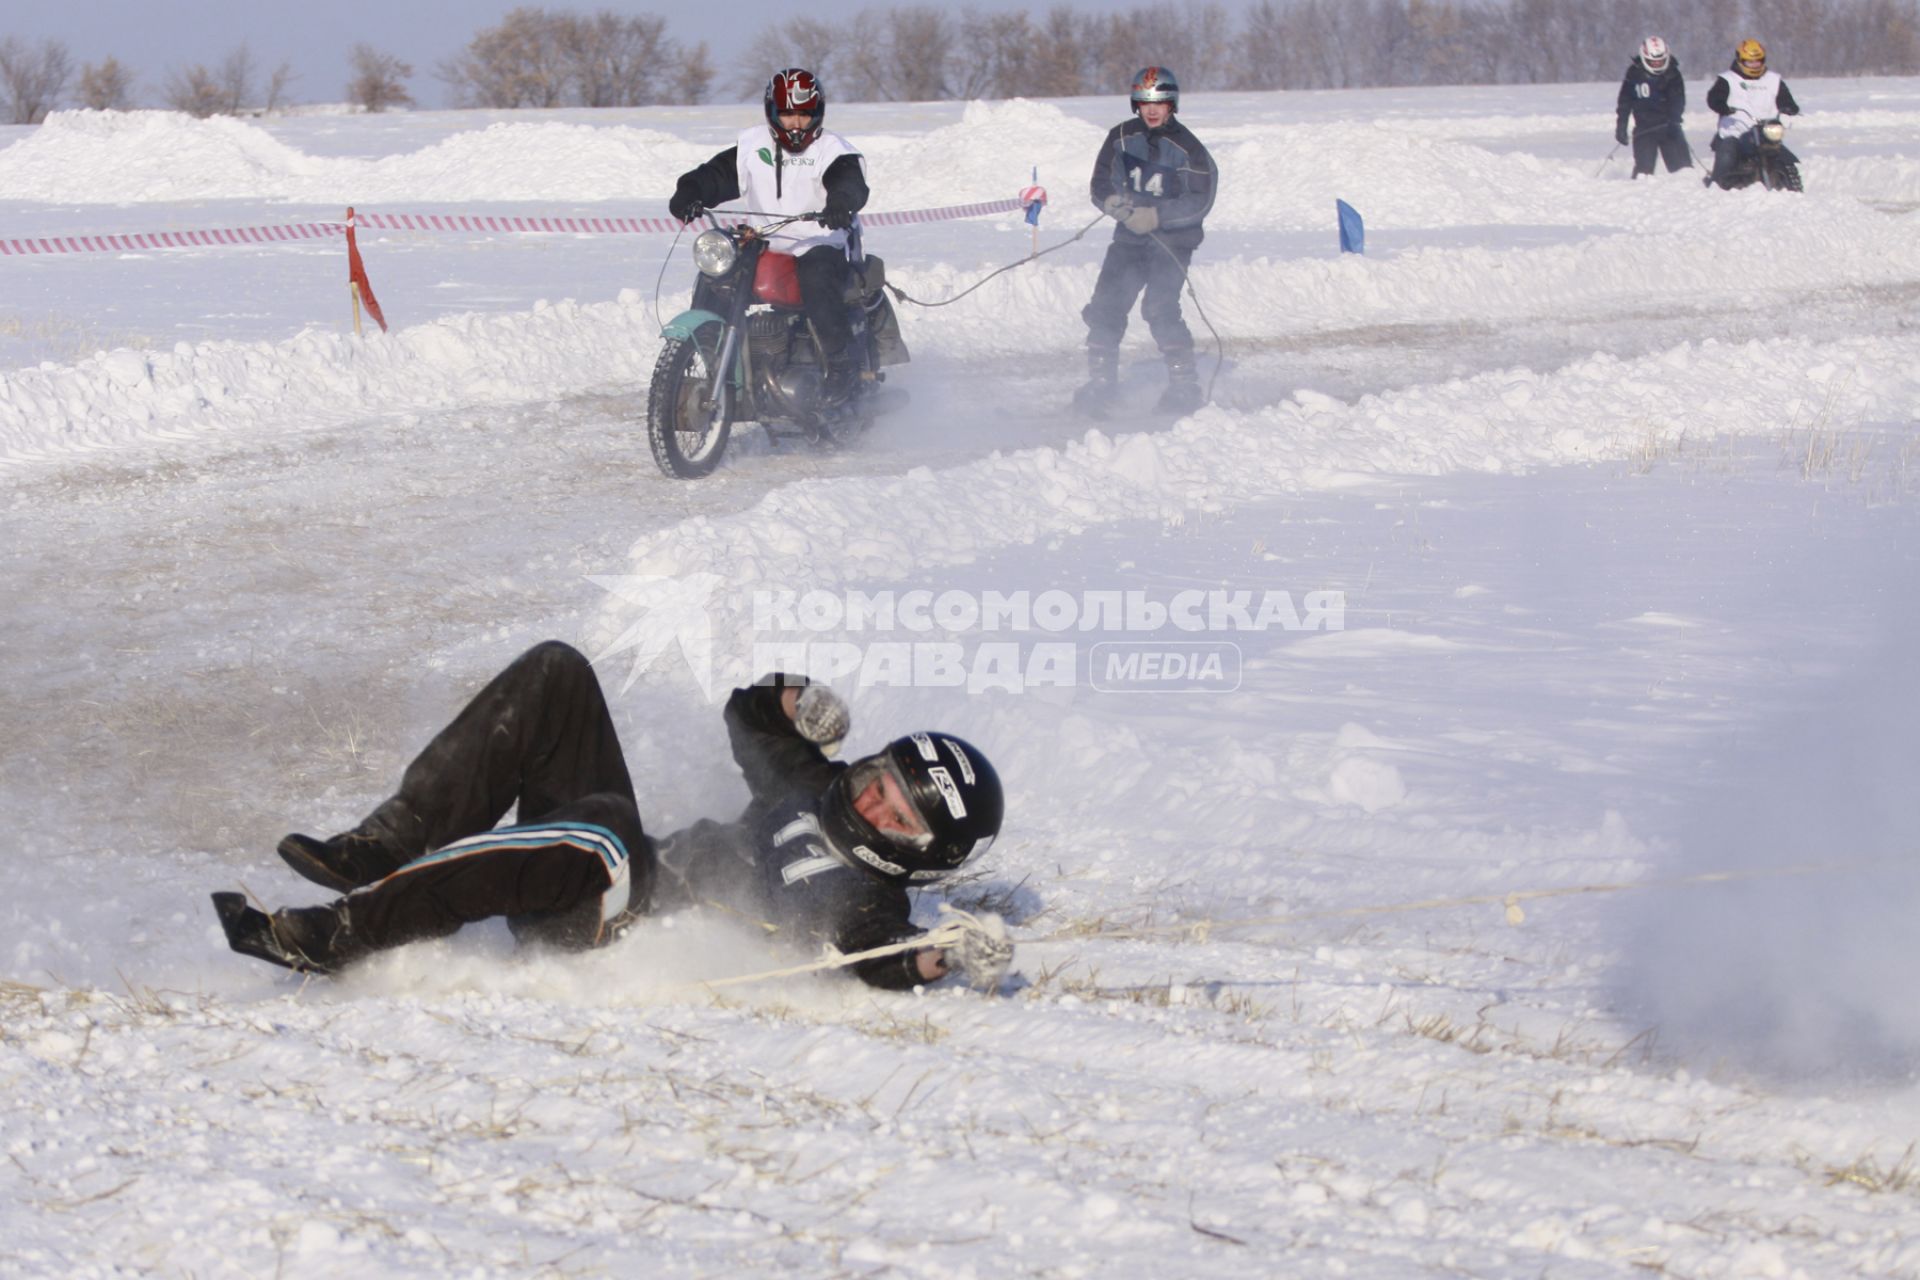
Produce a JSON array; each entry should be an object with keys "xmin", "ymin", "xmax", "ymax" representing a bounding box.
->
[
  {"xmin": 1614, "ymin": 36, "xmax": 1689, "ymax": 177},
  {"xmin": 1705, "ymin": 39, "xmax": 1801, "ymax": 188},
  {"xmin": 668, "ymin": 68, "xmax": 870, "ymax": 393}
]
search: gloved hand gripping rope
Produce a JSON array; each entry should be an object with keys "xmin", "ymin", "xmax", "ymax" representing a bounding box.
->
[{"xmin": 692, "ymin": 902, "xmax": 1016, "ymax": 995}]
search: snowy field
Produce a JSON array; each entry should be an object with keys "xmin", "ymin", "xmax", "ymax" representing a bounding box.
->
[{"xmin": 3, "ymin": 77, "xmax": 1920, "ymax": 1276}]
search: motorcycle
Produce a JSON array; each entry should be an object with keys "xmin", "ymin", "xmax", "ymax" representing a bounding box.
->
[
  {"xmin": 1710, "ymin": 116, "xmax": 1803, "ymax": 192},
  {"xmin": 647, "ymin": 212, "xmax": 910, "ymax": 479}
]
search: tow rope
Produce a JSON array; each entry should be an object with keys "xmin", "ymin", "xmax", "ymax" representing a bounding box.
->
[
  {"xmin": 687, "ymin": 855, "xmax": 1906, "ymax": 996},
  {"xmin": 884, "ymin": 211, "xmax": 1227, "ymax": 409}
]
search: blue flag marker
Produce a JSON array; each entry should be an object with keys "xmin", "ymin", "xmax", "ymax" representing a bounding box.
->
[
  {"xmin": 1337, "ymin": 199, "xmax": 1365, "ymax": 254},
  {"xmin": 1023, "ymin": 166, "xmax": 1045, "ymax": 227}
]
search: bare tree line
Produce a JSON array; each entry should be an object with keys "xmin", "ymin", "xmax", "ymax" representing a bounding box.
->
[
  {"xmin": 5, "ymin": 0, "xmax": 1917, "ymax": 126},
  {"xmin": 1, "ymin": 36, "xmax": 297, "ymax": 122},
  {"xmin": 742, "ymin": 0, "xmax": 1920, "ymax": 99},
  {"xmin": 439, "ymin": 7, "xmax": 714, "ymax": 107}
]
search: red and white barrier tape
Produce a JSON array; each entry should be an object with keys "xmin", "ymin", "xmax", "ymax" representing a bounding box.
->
[
  {"xmin": 0, "ymin": 197, "xmax": 1028, "ymax": 259},
  {"xmin": 862, "ymin": 198, "xmax": 1023, "ymax": 227},
  {"xmin": 1, "ymin": 223, "xmax": 338, "ymax": 256}
]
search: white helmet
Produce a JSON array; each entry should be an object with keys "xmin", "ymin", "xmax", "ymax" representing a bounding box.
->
[{"xmin": 1638, "ymin": 36, "xmax": 1670, "ymax": 72}]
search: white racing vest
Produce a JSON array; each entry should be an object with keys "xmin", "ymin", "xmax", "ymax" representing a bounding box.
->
[
  {"xmin": 1716, "ymin": 70, "xmax": 1786, "ymax": 137},
  {"xmin": 731, "ymin": 125, "xmax": 864, "ymax": 256}
]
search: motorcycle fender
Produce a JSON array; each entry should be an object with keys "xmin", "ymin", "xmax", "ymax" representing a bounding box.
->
[{"xmin": 660, "ymin": 308, "xmax": 727, "ymax": 341}]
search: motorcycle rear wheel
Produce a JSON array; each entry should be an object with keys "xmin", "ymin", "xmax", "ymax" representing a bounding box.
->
[{"xmin": 647, "ymin": 320, "xmax": 732, "ymax": 480}]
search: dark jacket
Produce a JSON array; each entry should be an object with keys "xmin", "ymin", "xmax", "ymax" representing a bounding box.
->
[
  {"xmin": 650, "ymin": 678, "xmax": 927, "ymax": 990},
  {"xmin": 1616, "ymin": 59, "xmax": 1686, "ymax": 133},
  {"xmin": 1088, "ymin": 114, "xmax": 1216, "ymax": 251}
]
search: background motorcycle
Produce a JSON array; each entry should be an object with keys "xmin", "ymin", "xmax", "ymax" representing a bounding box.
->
[
  {"xmin": 1711, "ymin": 117, "xmax": 1803, "ymax": 192},
  {"xmin": 647, "ymin": 212, "xmax": 910, "ymax": 480}
]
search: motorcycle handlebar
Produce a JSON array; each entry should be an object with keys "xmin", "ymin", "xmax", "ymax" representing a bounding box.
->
[{"xmin": 703, "ymin": 210, "xmax": 827, "ymax": 232}]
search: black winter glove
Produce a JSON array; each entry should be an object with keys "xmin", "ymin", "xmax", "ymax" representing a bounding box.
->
[
  {"xmin": 669, "ymin": 189, "xmax": 704, "ymax": 223},
  {"xmin": 1615, "ymin": 124, "xmax": 1630, "ymax": 146},
  {"xmin": 821, "ymin": 202, "xmax": 855, "ymax": 231}
]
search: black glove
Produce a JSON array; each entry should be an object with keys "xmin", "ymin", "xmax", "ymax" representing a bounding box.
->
[
  {"xmin": 1615, "ymin": 124, "xmax": 1629, "ymax": 146},
  {"xmin": 821, "ymin": 202, "xmax": 855, "ymax": 231},
  {"xmin": 669, "ymin": 189, "xmax": 703, "ymax": 223}
]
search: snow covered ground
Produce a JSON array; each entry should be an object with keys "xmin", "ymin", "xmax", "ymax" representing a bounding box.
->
[{"xmin": 3, "ymin": 78, "xmax": 1920, "ymax": 1277}]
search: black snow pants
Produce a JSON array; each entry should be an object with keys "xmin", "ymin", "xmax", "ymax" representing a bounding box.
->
[
  {"xmin": 1632, "ymin": 124, "xmax": 1691, "ymax": 176},
  {"xmin": 1082, "ymin": 233, "xmax": 1195, "ymax": 353},
  {"xmin": 796, "ymin": 245, "xmax": 855, "ymax": 358},
  {"xmin": 340, "ymin": 641, "xmax": 656, "ymax": 955}
]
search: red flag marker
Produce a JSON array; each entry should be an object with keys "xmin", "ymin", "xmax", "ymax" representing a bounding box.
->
[{"xmin": 345, "ymin": 207, "xmax": 388, "ymax": 334}]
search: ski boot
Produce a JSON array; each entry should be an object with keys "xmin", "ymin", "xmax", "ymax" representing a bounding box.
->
[
  {"xmin": 1071, "ymin": 346, "xmax": 1120, "ymax": 417},
  {"xmin": 1155, "ymin": 347, "xmax": 1205, "ymax": 415}
]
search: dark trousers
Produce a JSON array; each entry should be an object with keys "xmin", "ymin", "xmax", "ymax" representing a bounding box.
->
[
  {"xmin": 1710, "ymin": 134, "xmax": 1757, "ymax": 185},
  {"xmin": 796, "ymin": 245, "xmax": 855, "ymax": 358},
  {"xmin": 1082, "ymin": 234, "xmax": 1194, "ymax": 353},
  {"xmin": 1632, "ymin": 126, "xmax": 1691, "ymax": 176},
  {"xmin": 341, "ymin": 641, "xmax": 655, "ymax": 953}
]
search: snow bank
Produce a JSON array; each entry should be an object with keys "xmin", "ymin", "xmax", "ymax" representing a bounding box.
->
[
  {"xmin": 8, "ymin": 184, "xmax": 1914, "ymax": 468},
  {"xmin": 585, "ymin": 333, "xmax": 1920, "ymax": 688},
  {"xmin": 7, "ymin": 97, "xmax": 1916, "ymax": 223},
  {"xmin": 0, "ymin": 293, "xmax": 670, "ymax": 467},
  {"xmin": 0, "ymin": 110, "xmax": 715, "ymax": 204}
]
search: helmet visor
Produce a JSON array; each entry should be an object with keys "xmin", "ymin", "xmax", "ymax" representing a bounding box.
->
[{"xmin": 848, "ymin": 755, "xmax": 933, "ymax": 850}]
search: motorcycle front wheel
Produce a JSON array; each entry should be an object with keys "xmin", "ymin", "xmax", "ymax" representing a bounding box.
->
[{"xmin": 647, "ymin": 320, "xmax": 733, "ymax": 480}]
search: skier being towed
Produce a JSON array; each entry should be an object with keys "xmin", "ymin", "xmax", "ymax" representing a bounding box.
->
[{"xmin": 213, "ymin": 641, "xmax": 1008, "ymax": 990}]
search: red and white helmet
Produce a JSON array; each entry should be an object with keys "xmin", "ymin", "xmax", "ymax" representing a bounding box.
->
[
  {"xmin": 765, "ymin": 68, "xmax": 825, "ymax": 154},
  {"xmin": 1639, "ymin": 36, "xmax": 1670, "ymax": 72}
]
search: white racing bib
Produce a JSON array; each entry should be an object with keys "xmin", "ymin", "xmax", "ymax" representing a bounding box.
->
[{"xmin": 731, "ymin": 125, "xmax": 865, "ymax": 256}]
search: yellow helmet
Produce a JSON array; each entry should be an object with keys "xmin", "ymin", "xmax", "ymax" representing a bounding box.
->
[{"xmin": 1735, "ymin": 39, "xmax": 1767, "ymax": 71}]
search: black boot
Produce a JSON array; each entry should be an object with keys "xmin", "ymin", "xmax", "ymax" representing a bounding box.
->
[
  {"xmin": 277, "ymin": 809, "xmax": 411, "ymax": 892},
  {"xmin": 212, "ymin": 893, "xmax": 361, "ymax": 975},
  {"xmin": 1071, "ymin": 346, "xmax": 1119, "ymax": 416},
  {"xmin": 822, "ymin": 344, "xmax": 861, "ymax": 402},
  {"xmin": 1155, "ymin": 348, "xmax": 1204, "ymax": 415},
  {"xmin": 271, "ymin": 900, "xmax": 364, "ymax": 973}
]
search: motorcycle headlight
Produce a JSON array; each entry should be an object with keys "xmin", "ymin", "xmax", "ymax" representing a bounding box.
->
[
  {"xmin": 692, "ymin": 229, "xmax": 737, "ymax": 278},
  {"xmin": 1760, "ymin": 120, "xmax": 1786, "ymax": 143}
]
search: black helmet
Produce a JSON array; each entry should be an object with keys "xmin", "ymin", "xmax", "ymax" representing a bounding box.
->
[
  {"xmin": 765, "ymin": 68, "xmax": 826, "ymax": 154},
  {"xmin": 1130, "ymin": 66, "xmax": 1179, "ymax": 114},
  {"xmin": 820, "ymin": 733, "xmax": 1003, "ymax": 882}
]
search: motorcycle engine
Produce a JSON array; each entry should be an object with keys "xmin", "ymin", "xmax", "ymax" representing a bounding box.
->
[
  {"xmin": 764, "ymin": 365, "xmax": 826, "ymax": 419},
  {"xmin": 746, "ymin": 311, "xmax": 790, "ymax": 356},
  {"xmin": 748, "ymin": 312, "xmax": 826, "ymax": 419}
]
